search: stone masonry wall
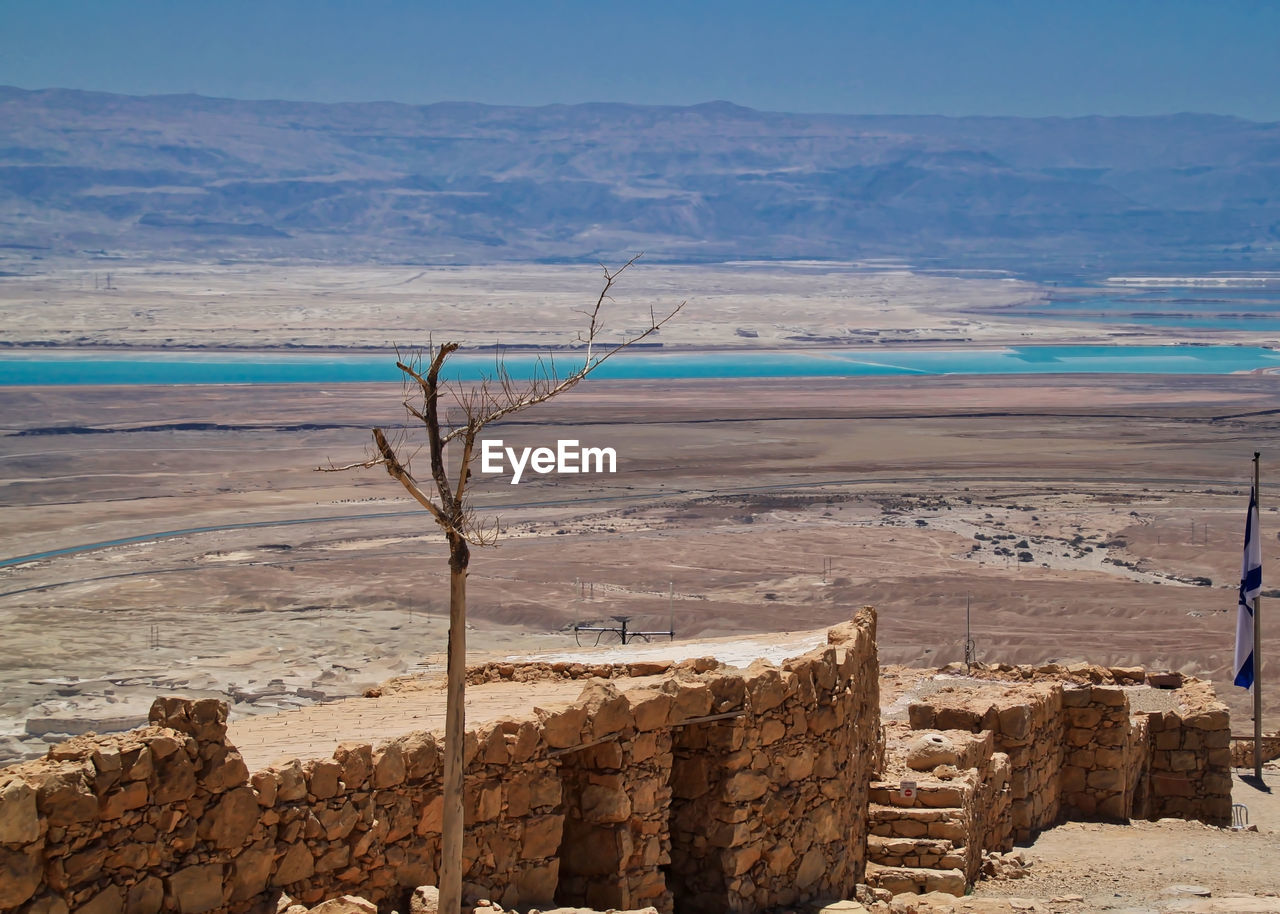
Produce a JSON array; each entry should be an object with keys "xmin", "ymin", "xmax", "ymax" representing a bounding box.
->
[
  {"xmin": 906, "ymin": 674, "xmax": 1233, "ymax": 834},
  {"xmin": 908, "ymin": 683, "xmax": 1064, "ymax": 843},
  {"xmin": 1144, "ymin": 681, "xmax": 1232, "ymax": 826},
  {"xmin": 0, "ymin": 610, "xmax": 882, "ymax": 914},
  {"xmin": 1058, "ymin": 686, "xmax": 1139, "ymax": 821}
]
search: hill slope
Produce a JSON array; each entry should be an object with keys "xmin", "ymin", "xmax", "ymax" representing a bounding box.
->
[{"xmin": 1, "ymin": 87, "xmax": 1278, "ymax": 271}]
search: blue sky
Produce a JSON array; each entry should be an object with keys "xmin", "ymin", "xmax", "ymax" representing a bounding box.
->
[{"xmin": 1, "ymin": 0, "xmax": 1278, "ymax": 119}]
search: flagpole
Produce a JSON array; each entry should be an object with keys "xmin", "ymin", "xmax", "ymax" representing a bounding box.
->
[{"xmin": 1255, "ymin": 450, "xmax": 1263, "ymax": 780}]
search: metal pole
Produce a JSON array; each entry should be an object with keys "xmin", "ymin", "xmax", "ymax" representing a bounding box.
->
[
  {"xmin": 1255, "ymin": 451, "xmax": 1263, "ymax": 780},
  {"xmin": 966, "ymin": 594, "xmax": 971, "ymax": 672}
]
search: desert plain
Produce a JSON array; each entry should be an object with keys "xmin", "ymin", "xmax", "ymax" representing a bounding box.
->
[{"xmin": 2, "ymin": 259, "xmax": 1279, "ymax": 775}]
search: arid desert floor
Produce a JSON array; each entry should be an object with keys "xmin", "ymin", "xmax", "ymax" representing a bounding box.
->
[{"xmin": 3, "ymin": 367, "xmax": 1280, "ymax": 765}]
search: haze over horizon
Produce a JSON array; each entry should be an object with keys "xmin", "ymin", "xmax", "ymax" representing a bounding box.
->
[{"xmin": 2, "ymin": 0, "xmax": 1278, "ymax": 120}]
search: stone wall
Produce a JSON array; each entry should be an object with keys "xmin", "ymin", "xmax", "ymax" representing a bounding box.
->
[
  {"xmin": 908, "ymin": 683, "xmax": 1063, "ymax": 843},
  {"xmin": 904, "ymin": 674, "xmax": 1233, "ymax": 836},
  {"xmin": 0, "ymin": 610, "xmax": 882, "ymax": 914},
  {"xmin": 1058, "ymin": 686, "xmax": 1142, "ymax": 822},
  {"xmin": 1230, "ymin": 732, "xmax": 1280, "ymax": 769},
  {"xmin": 1144, "ymin": 681, "xmax": 1232, "ymax": 826}
]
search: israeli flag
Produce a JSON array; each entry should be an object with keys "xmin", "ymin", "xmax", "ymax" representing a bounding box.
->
[{"xmin": 1235, "ymin": 485, "xmax": 1262, "ymax": 689}]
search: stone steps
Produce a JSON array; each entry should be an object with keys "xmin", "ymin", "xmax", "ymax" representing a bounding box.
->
[
  {"xmin": 864, "ymin": 862, "xmax": 966, "ymax": 897},
  {"xmin": 867, "ymin": 803, "xmax": 968, "ymax": 843},
  {"xmin": 866, "ymin": 835, "xmax": 966, "ymax": 871},
  {"xmin": 868, "ymin": 781, "xmax": 967, "ymax": 809}
]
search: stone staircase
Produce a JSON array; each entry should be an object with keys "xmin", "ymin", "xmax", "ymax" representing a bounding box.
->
[
  {"xmin": 862, "ymin": 728, "xmax": 1013, "ymax": 897},
  {"xmin": 864, "ymin": 784, "xmax": 969, "ymax": 896}
]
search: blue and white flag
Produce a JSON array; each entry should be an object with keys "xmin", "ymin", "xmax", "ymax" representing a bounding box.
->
[{"xmin": 1235, "ymin": 485, "xmax": 1262, "ymax": 689}]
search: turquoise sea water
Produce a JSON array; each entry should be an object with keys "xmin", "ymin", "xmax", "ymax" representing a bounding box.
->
[{"xmin": 2, "ymin": 345, "xmax": 1279, "ymax": 385}]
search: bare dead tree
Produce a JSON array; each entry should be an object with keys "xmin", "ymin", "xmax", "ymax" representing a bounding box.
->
[{"xmin": 322, "ymin": 256, "xmax": 682, "ymax": 914}]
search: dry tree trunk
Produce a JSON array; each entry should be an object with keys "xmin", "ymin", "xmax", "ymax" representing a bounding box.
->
[{"xmin": 324, "ymin": 257, "xmax": 682, "ymax": 914}]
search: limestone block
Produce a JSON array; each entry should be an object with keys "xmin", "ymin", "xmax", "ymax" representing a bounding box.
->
[
  {"xmin": 809, "ymin": 706, "xmax": 840, "ymax": 734},
  {"xmin": 1086, "ymin": 768, "xmax": 1124, "ymax": 792},
  {"xmin": 272, "ymin": 760, "xmax": 308, "ymax": 803},
  {"xmin": 202, "ymin": 786, "xmax": 260, "ymax": 848},
  {"xmin": 167, "ymin": 862, "xmax": 224, "ymax": 914},
  {"xmin": 924, "ymin": 868, "xmax": 966, "ymax": 896},
  {"xmin": 1097, "ymin": 794, "xmax": 1128, "ymax": 819},
  {"xmin": 580, "ymin": 783, "xmax": 632, "ymax": 824},
  {"xmin": 1204, "ymin": 729, "xmax": 1231, "ymax": 749},
  {"xmin": 1151, "ymin": 774, "xmax": 1194, "ymax": 798},
  {"xmin": 765, "ymin": 842, "xmax": 796, "ymax": 875},
  {"xmin": 1066, "ymin": 707, "xmax": 1103, "ymax": 728},
  {"xmin": 1187, "ymin": 709, "xmax": 1229, "ymax": 731},
  {"xmin": 521, "ymin": 814, "xmax": 562, "ymax": 858},
  {"xmin": 416, "ymin": 794, "xmax": 444, "ymax": 836},
  {"xmin": 410, "ymin": 885, "xmax": 440, "ymax": 914},
  {"xmin": 372, "ymin": 744, "xmax": 407, "ymax": 788},
  {"xmin": 705, "ymin": 671, "xmax": 748, "ymax": 712},
  {"xmin": 1203, "ymin": 772, "xmax": 1233, "ymax": 796},
  {"xmin": 274, "ymin": 841, "xmax": 316, "ymax": 886},
  {"xmin": 307, "ymin": 896, "xmax": 378, "ymax": 914},
  {"xmin": 746, "ymin": 667, "xmax": 786, "ymax": 714},
  {"xmin": 778, "ymin": 746, "xmax": 816, "ymax": 782},
  {"xmin": 250, "ymin": 769, "xmax": 278, "ymax": 807},
  {"xmin": 0, "ymin": 777, "xmax": 40, "ymax": 844},
  {"xmin": 724, "ymin": 843, "xmax": 763, "ymax": 876},
  {"xmin": 907, "ymin": 704, "xmax": 937, "ymax": 730},
  {"xmin": 724, "ymin": 770, "xmax": 770, "ymax": 802},
  {"xmin": 127, "ymin": 875, "xmax": 164, "ymax": 914},
  {"xmin": 202, "ymin": 745, "xmax": 250, "ymax": 793},
  {"xmin": 315, "ymin": 843, "xmax": 351, "ymax": 873},
  {"xmin": 122, "ymin": 744, "xmax": 153, "ymax": 782},
  {"xmin": 0, "ymin": 843, "xmax": 43, "ymax": 907},
  {"xmin": 530, "ymin": 772, "xmax": 562, "ymax": 809},
  {"xmin": 795, "ymin": 846, "xmax": 826, "ymax": 888},
  {"xmin": 1169, "ymin": 750, "xmax": 1199, "ymax": 772},
  {"xmin": 307, "ymin": 759, "xmax": 343, "ymax": 800},
  {"xmin": 317, "ymin": 800, "xmax": 360, "ymax": 841},
  {"xmin": 469, "ymin": 783, "xmax": 500, "ymax": 822},
  {"xmin": 332, "ymin": 743, "xmax": 372, "ymax": 790},
  {"xmin": 666, "ymin": 680, "xmax": 714, "ymax": 723},
  {"xmin": 625, "ymin": 689, "xmax": 673, "ymax": 733},
  {"xmin": 1094, "ymin": 746, "xmax": 1125, "ymax": 769},
  {"xmin": 538, "ymin": 705, "xmax": 588, "ymax": 749},
  {"xmin": 576, "ymin": 681, "xmax": 634, "ymax": 739},
  {"xmin": 73, "ymin": 884, "xmax": 123, "ymax": 914},
  {"xmin": 229, "ymin": 842, "xmax": 275, "ymax": 902},
  {"xmin": 1059, "ymin": 766, "xmax": 1086, "ymax": 794},
  {"xmin": 997, "ymin": 706, "xmax": 1032, "ymax": 741},
  {"xmin": 1066, "ymin": 727, "xmax": 1094, "ymax": 748},
  {"xmin": 514, "ymin": 861, "xmax": 558, "ymax": 905}
]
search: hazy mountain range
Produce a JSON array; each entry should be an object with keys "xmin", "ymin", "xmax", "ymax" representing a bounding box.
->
[{"xmin": 2, "ymin": 86, "xmax": 1278, "ymax": 275}]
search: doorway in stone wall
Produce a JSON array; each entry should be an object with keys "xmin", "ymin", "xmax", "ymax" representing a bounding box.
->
[
  {"xmin": 553, "ymin": 739, "xmax": 633, "ymax": 910},
  {"xmin": 664, "ymin": 717, "xmax": 732, "ymax": 913}
]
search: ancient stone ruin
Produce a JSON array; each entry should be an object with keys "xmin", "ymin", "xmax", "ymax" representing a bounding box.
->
[{"xmin": 0, "ymin": 607, "xmax": 1234, "ymax": 914}]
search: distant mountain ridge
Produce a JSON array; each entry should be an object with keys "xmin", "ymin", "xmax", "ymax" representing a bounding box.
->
[{"xmin": 1, "ymin": 86, "xmax": 1277, "ymax": 273}]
